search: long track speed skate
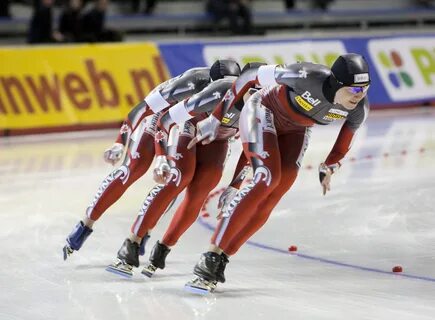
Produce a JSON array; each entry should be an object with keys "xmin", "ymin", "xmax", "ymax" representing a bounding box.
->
[
  {"xmin": 106, "ymin": 259, "xmax": 134, "ymax": 278},
  {"xmin": 63, "ymin": 221, "xmax": 93, "ymax": 260},
  {"xmin": 141, "ymin": 263, "xmax": 158, "ymax": 278},
  {"xmin": 184, "ymin": 276, "xmax": 217, "ymax": 295},
  {"xmin": 105, "ymin": 238, "xmax": 140, "ymax": 278},
  {"xmin": 184, "ymin": 252, "xmax": 222, "ymax": 294},
  {"xmin": 141, "ymin": 241, "xmax": 170, "ymax": 278}
]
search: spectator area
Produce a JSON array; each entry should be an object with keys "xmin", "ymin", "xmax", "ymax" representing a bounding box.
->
[{"xmin": 1, "ymin": 0, "xmax": 435, "ymax": 37}]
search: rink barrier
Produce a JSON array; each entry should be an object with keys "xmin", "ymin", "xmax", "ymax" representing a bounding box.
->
[
  {"xmin": 0, "ymin": 43, "xmax": 169, "ymax": 135},
  {"xmin": 197, "ymin": 145, "xmax": 435, "ymax": 282},
  {"xmin": 2, "ymin": 34, "xmax": 435, "ymax": 136},
  {"xmin": 159, "ymin": 33, "xmax": 435, "ymax": 108}
]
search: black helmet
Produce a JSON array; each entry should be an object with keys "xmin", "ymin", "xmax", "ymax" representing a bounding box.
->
[
  {"xmin": 209, "ymin": 59, "xmax": 241, "ymax": 81},
  {"xmin": 331, "ymin": 53, "xmax": 370, "ymax": 87},
  {"xmin": 241, "ymin": 61, "xmax": 267, "ymax": 73}
]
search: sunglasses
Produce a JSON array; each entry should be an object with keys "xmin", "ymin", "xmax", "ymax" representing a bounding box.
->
[{"xmin": 346, "ymin": 85, "xmax": 370, "ymax": 94}]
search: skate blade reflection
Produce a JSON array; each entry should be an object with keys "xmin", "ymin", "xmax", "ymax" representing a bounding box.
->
[
  {"xmin": 184, "ymin": 284, "xmax": 211, "ymax": 295},
  {"xmin": 105, "ymin": 264, "xmax": 134, "ymax": 278}
]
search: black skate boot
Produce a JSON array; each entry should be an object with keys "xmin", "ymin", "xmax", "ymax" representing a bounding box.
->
[
  {"xmin": 141, "ymin": 241, "xmax": 171, "ymax": 278},
  {"xmin": 185, "ymin": 252, "xmax": 222, "ymax": 294},
  {"xmin": 63, "ymin": 221, "xmax": 93, "ymax": 260},
  {"xmin": 106, "ymin": 239, "xmax": 140, "ymax": 278},
  {"xmin": 216, "ymin": 253, "xmax": 229, "ymax": 283}
]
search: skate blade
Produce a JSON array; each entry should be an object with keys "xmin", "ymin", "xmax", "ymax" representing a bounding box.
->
[
  {"xmin": 63, "ymin": 245, "xmax": 73, "ymax": 261},
  {"xmin": 184, "ymin": 284, "xmax": 211, "ymax": 295},
  {"xmin": 105, "ymin": 263, "xmax": 134, "ymax": 278},
  {"xmin": 141, "ymin": 264, "xmax": 157, "ymax": 278},
  {"xmin": 184, "ymin": 277, "xmax": 216, "ymax": 295}
]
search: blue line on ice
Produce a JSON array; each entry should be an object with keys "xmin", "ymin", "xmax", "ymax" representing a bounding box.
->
[{"xmin": 197, "ymin": 218, "xmax": 435, "ymax": 283}]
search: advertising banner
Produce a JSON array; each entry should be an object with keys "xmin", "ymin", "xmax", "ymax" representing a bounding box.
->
[
  {"xmin": 0, "ymin": 43, "xmax": 168, "ymax": 131},
  {"xmin": 368, "ymin": 37, "xmax": 435, "ymax": 102},
  {"xmin": 202, "ymin": 40, "xmax": 346, "ymax": 67},
  {"xmin": 159, "ymin": 34, "xmax": 435, "ymax": 108}
]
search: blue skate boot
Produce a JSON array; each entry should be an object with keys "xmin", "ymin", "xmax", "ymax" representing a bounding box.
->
[
  {"xmin": 63, "ymin": 221, "xmax": 93, "ymax": 260},
  {"xmin": 141, "ymin": 241, "xmax": 171, "ymax": 278}
]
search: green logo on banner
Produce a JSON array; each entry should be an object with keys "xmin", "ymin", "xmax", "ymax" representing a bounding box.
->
[
  {"xmin": 378, "ymin": 48, "xmax": 435, "ymax": 88},
  {"xmin": 377, "ymin": 50, "xmax": 413, "ymax": 88},
  {"xmin": 410, "ymin": 48, "xmax": 435, "ymax": 85}
]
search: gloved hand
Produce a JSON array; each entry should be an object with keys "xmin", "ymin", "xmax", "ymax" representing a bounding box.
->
[
  {"xmin": 216, "ymin": 186, "xmax": 238, "ymax": 219},
  {"xmin": 153, "ymin": 155, "xmax": 171, "ymax": 184},
  {"xmin": 187, "ymin": 115, "xmax": 221, "ymax": 149},
  {"xmin": 318, "ymin": 162, "xmax": 340, "ymax": 195},
  {"xmin": 103, "ymin": 143, "xmax": 124, "ymax": 165}
]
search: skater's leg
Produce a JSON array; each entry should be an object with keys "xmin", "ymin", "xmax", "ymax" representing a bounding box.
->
[
  {"xmin": 190, "ymin": 105, "xmax": 281, "ymax": 284},
  {"xmin": 210, "ymin": 132, "xmax": 281, "ymax": 251},
  {"xmin": 64, "ymin": 127, "xmax": 155, "ymax": 260},
  {"xmin": 224, "ymin": 129, "xmax": 310, "ymax": 255},
  {"xmin": 108, "ymin": 123, "xmax": 197, "ymax": 276},
  {"xmin": 189, "ymin": 133, "xmax": 279, "ymax": 281},
  {"xmin": 130, "ymin": 122, "xmax": 197, "ymax": 240},
  {"xmin": 130, "ymin": 149, "xmax": 195, "ymax": 239},
  {"xmin": 85, "ymin": 128, "xmax": 155, "ymax": 224},
  {"xmin": 142, "ymin": 140, "xmax": 228, "ymax": 278},
  {"xmin": 161, "ymin": 140, "xmax": 229, "ymax": 247}
]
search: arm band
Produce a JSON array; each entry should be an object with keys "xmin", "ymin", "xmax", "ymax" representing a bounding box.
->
[
  {"xmin": 257, "ymin": 65, "xmax": 278, "ymax": 87},
  {"xmin": 144, "ymin": 90, "xmax": 170, "ymax": 113},
  {"xmin": 168, "ymin": 101, "xmax": 193, "ymax": 124}
]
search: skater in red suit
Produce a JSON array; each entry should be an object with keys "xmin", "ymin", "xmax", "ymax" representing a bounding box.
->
[
  {"xmin": 107, "ymin": 63, "xmax": 266, "ymax": 278},
  {"xmin": 185, "ymin": 53, "xmax": 371, "ymax": 293},
  {"xmin": 62, "ymin": 60, "xmax": 241, "ymax": 261}
]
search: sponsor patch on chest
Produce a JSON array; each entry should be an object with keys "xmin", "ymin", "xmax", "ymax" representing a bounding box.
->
[
  {"xmin": 295, "ymin": 91, "xmax": 321, "ymax": 111},
  {"xmin": 323, "ymin": 108, "xmax": 348, "ymax": 121}
]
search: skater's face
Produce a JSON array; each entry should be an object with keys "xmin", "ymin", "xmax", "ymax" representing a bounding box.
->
[{"xmin": 334, "ymin": 85, "xmax": 369, "ymax": 110}]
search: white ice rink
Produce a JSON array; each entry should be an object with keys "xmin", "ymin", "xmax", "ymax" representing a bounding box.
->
[{"xmin": 1, "ymin": 107, "xmax": 435, "ymax": 320}]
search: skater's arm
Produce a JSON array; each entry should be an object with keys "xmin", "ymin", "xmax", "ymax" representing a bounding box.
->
[
  {"xmin": 152, "ymin": 120, "xmax": 174, "ymax": 184},
  {"xmin": 320, "ymin": 99, "xmax": 369, "ymax": 195},
  {"xmin": 114, "ymin": 68, "xmax": 210, "ymax": 145},
  {"xmin": 158, "ymin": 67, "xmax": 211, "ymax": 108},
  {"xmin": 228, "ymin": 151, "xmax": 250, "ymax": 189},
  {"xmin": 319, "ymin": 125, "xmax": 356, "ymax": 195},
  {"xmin": 211, "ymin": 63, "xmax": 265, "ymax": 121},
  {"xmin": 254, "ymin": 63, "xmax": 307, "ymax": 90},
  {"xmin": 114, "ymin": 80, "xmax": 170, "ymax": 146},
  {"xmin": 154, "ymin": 128, "xmax": 169, "ymax": 157},
  {"xmin": 324, "ymin": 98, "xmax": 369, "ymax": 167},
  {"xmin": 187, "ymin": 64, "xmax": 266, "ymax": 149},
  {"xmin": 105, "ymin": 100, "xmax": 150, "ymax": 165},
  {"xmin": 216, "ymin": 151, "xmax": 250, "ymax": 219},
  {"xmin": 159, "ymin": 79, "xmax": 234, "ymax": 134}
]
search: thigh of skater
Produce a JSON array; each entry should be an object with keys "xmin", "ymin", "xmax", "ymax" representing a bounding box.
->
[
  {"xmin": 130, "ymin": 121, "xmax": 197, "ymax": 238},
  {"xmin": 86, "ymin": 118, "xmax": 157, "ymax": 221},
  {"xmin": 224, "ymin": 127, "xmax": 311, "ymax": 255},
  {"xmin": 162, "ymin": 139, "xmax": 229, "ymax": 246},
  {"xmin": 211, "ymin": 105, "xmax": 282, "ymax": 251}
]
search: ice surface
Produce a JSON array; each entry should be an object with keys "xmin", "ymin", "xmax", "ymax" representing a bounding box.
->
[{"xmin": 1, "ymin": 108, "xmax": 435, "ymax": 320}]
